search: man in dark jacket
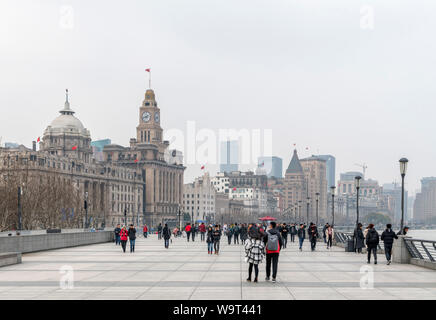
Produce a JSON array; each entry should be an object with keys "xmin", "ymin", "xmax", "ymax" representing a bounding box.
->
[
  {"xmin": 263, "ymin": 221, "xmax": 283, "ymax": 283},
  {"xmin": 114, "ymin": 224, "xmax": 121, "ymax": 245},
  {"xmin": 381, "ymin": 224, "xmax": 398, "ymax": 265},
  {"xmin": 128, "ymin": 224, "xmax": 136, "ymax": 253},
  {"xmin": 157, "ymin": 223, "xmax": 162, "ymax": 239},
  {"xmin": 297, "ymin": 224, "xmax": 306, "ymax": 251},
  {"xmin": 233, "ymin": 223, "xmax": 240, "ymax": 244},
  {"xmin": 308, "ymin": 223, "xmax": 319, "ymax": 251},
  {"xmin": 365, "ymin": 224, "xmax": 379, "ymax": 264},
  {"xmin": 280, "ymin": 223, "xmax": 289, "ymax": 249},
  {"xmin": 240, "ymin": 224, "xmax": 248, "ymax": 244},
  {"xmin": 162, "ymin": 224, "xmax": 171, "ymax": 249},
  {"xmin": 212, "ymin": 225, "xmax": 221, "ymax": 254},
  {"xmin": 289, "ymin": 223, "xmax": 297, "ymax": 243}
]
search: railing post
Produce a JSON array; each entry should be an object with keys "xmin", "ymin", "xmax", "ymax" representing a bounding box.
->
[{"xmin": 392, "ymin": 235, "xmax": 412, "ymax": 264}]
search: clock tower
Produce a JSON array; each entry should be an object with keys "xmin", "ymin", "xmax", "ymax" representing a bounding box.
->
[{"xmin": 136, "ymin": 89, "xmax": 163, "ymax": 146}]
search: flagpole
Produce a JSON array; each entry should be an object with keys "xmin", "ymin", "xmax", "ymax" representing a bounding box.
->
[{"xmin": 149, "ymin": 70, "xmax": 151, "ymax": 89}]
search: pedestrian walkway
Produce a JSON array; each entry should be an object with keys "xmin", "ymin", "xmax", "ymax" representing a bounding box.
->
[{"xmin": 0, "ymin": 235, "xmax": 436, "ymax": 300}]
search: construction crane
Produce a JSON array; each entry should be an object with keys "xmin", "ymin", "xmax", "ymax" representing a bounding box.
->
[{"xmin": 354, "ymin": 163, "xmax": 367, "ymax": 179}]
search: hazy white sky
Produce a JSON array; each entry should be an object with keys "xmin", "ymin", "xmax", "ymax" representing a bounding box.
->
[{"xmin": 1, "ymin": 0, "xmax": 435, "ymax": 194}]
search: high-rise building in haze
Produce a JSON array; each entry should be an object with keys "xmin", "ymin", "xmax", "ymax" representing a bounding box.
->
[
  {"xmin": 413, "ymin": 177, "xmax": 436, "ymax": 225},
  {"xmin": 316, "ymin": 155, "xmax": 336, "ymax": 191},
  {"xmin": 257, "ymin": 156, "xmax": 283, "ymax": 178},
  {"xmin": 220, "ymin": 140, "xmax": 239, "ymax": 173}
]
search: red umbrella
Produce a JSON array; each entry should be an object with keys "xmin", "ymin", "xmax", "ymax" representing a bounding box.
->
[{"xmin": 259, "ymin": 216, "xmax": 277, "ymax": 221}]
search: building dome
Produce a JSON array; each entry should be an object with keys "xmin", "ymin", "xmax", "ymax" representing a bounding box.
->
[{"xmin": 44, "ymin": 90, "xmax": 90, "ymax": 137}]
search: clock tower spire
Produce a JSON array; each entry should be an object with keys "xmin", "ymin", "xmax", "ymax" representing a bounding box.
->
[{"xmin": 136, "ymin": 89, "xmax": 163, "ymax": 145}]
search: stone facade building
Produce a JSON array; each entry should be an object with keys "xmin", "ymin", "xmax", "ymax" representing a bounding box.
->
[
  {"xmin": 102, "ymin": 89, "xmax": 185, "ymax": 226},
  {"xmin": 0, "ymin": 91, "xmax": 144, "ymax": 229},
  {"xmin": 183, "ymin": 173, "xmax": 216, "ymax": 224}
]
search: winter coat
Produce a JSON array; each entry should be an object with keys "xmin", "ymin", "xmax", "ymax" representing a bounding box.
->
[
  {"xmin": 354, "ymin": 228, "xmax": 365, "ymax": 249},
  {"xmin": 289, "ymin": 225, "xmax": 297, "ymax": 235},
  {"xmin": 308, "ymin": 226, "xmax": 319, "ymax": 240},
  {"xmin": 199, "ymin": 224, "xmax": 206, "ymax": 233},
  {"xmin": 128, "ymin": 228, "xmax": 136, "ymax": 240},
  {"xmin": 281, "ymin": 226, "xmax": 289, "ymax": 238},
  {"xmin": 297, "ymin": 228, "xmax": 306, "ymax": 239},
  {"xmin": 162, "ymin": 226, "xmax": 171, "ymax": 240},
  {"xmin": 185, "ymin": 225, "xmax": 192, "ymax": 233},
  {"xmin": 381, "ymin": 228, "xmax": 398, "ymax": 246},
  {"xmin": 365, "ymin": 229, "xmax": 380, "ymax": 247},
  {"xmin": 212, "ymin": 230, "xmax": 221, "ymax": 242},
  {"xmin": 325, "ymin": 228, "xmax": 334, "ymax": 239},
  {"xmin": 120, "ymin": 228, "xmax": 128, "ymax": 241},
  {"xmin": 245, "ymin": 239, "xmax": 265, "ymax": 265},
  {"xmin": 206, "ymin": 230, "xmax": 214, "ymax": 243},
  {"xmin": 114, "ymin": 227, "xmax": 121, "ymax": 236}
]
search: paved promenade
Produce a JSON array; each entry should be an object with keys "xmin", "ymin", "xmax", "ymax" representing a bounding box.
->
[{"xmin": 1, "ymin": 234, "xmax": 436, "ymax": 300}]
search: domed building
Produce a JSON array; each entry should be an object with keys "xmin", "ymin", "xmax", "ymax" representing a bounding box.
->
[{"xmin": 40, "ymin": 90, "xmax": 92, "ymax": 163}]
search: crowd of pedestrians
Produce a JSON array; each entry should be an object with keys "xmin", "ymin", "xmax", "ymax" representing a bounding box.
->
[{"xmin": 112, "ymin": 219, "xmax": 408, "ymax": 281}]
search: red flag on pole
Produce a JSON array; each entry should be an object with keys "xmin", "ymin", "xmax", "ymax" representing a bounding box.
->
[
  {"xmin": 37, "ymin": 137, "xmax": 40, "ymax": 143},
  {"xmin": 72, "ymin": 145, "xmax": 77, "ymax": 150},
  {"xmin": 201, "ymin": 165, "xmax": 205, "ymax": 170},
  {"xmin": 134, "ymin": 159, "xmax": 139, "ymax": 163},
  {"xmin": 145, "ymin": 68, "xmax": 151, "ymax": 72}
]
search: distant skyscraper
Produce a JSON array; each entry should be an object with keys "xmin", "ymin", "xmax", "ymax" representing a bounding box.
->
[
  {"xmin": 220, "ymin": 140, "xmax": 239, "ymax": 173},
  {"xmin": 316, "ymin": 155, "xmax": 336, "ymax": 191},
  {"xmin": 257, "ymin": 156, "xmax": 282, "ymax": 178},
  {"xmin": 91, "ymin": 139, "xmax": 111, "ymax": 161}
]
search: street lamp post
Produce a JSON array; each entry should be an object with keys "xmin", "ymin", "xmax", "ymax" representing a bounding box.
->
[
  {"xmin": 17, "ymin": 186, "xmax": 22, "ymax": 231},
  {"xmin": 399, "ymin": 158, "xmax": 409, "ymax": 234},
  {"xmin": 306, "ymin": 197, "xmax": 310, "ymax": 224},
  {"xmin": 124, "ymin": 207, "xmax": 127, "ymax": 225},
  {"xmin": 355, "ymin": 176, "xmax": 361, "ymax": 227},
  {"xmin": 315, "ymin": 192, "xmax": 320, "ymax": 227},
  {"xmin": 298, "ymin": 200, "xmax": 302, "ymax": 223},
  {"xmin": 330, "ymin": 186, "xmax": 336, "ymax": 226}
]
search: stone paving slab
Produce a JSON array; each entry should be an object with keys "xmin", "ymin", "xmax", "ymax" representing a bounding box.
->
[{"xmin": 0, "ymin": 235, "xmax": 435, "ymax": 300}]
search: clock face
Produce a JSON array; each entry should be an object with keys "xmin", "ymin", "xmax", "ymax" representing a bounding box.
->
[
  {"xmin": 154, "ymin": 112, "xmax": 160, "ymax": 123},
  {"xmin": 142, "ymin": 111, "xmax": 151, "ymax": 123}
]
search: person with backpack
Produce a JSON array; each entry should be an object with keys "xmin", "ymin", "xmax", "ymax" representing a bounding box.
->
[
  {"xmin": 308, "ymin": 223, "xmax": 319, "ymax": 251},
  {"xmin": 381, "ymin": 223, "xmax": 398, "ymax": 265},
  {"xmin": 157, "ymin": 223, "xmax": 162, "ymax": 239},
  {"xmin": 325, "ymin": 225, "xmax": 334, "ymax": 249},
  {"xmin": 185, "ymin": 223, "xmax": 192, "ymax": 242},
  {"xmin": 233, "ymin": 223, "xmax": 240, "ymax": 244},
  {"xmin": 120, "ymin": 226, "xmax": 128, "ymax": 253},
  {"xmin": 128, "ymin": 224, "xmax": 136, "ymax": 253},
  {"xmin": 199, "ymin": 223, "xmax": 206, "ymax": 242},
  {"xmin": 245, "ymin": 227, "xmax": 265, "ymax": 283},
  {"xmin": 114, "ymin": 224, "xmax": 121, "ymax": 245},
  {"xmin": 212, "ymin": 225, "xmax": 221, "ymax": 254},
  {"xmin": 226, "ymin": 225, "xmax": 234, "ymax": 245},
  {"xmin": 297, "ymin": 224, "xmax": 306, "ymax": 251},
  {"xmin": 280, "ymin": 223, "xmax": 289, "ymax": 249},
  {"xmin": 263, "ymin": 221, "xmax": 283, "ymax": 283},
  {"xmin": 143, "ymin": 224, "xmax": 148, "ymax": 238},
  {"xmin": 162, "ymin": 223, "xmax": 171, "ymax": 249},
  {"xmin": 289, "ymin": 223, "xmax": 297, "ymax": 243},
  {"xmin": 365, "ymin": 224, "xmax": 380, "ymax": 264},
  {"xmin": 191, "ymin": 223, "xmax": 197, "ymax": 242}
]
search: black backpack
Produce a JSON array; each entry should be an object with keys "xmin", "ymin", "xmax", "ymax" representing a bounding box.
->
[{"xmin": 368, "ymin": 230, "xmax": 378, "ymax": 244}]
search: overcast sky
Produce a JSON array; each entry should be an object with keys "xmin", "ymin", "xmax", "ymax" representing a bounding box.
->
[{"xmin": 1, "ymin": 0, "xmax": 435, "ymax": 194}]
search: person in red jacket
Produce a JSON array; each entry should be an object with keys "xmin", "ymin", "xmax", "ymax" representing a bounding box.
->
[
  {"xmin": 120, "ymin": 226, "xmax": 128, "ymax": 253},
  {"xmin": 263, "ymin": 221, "xmax": 283, "ymax": 283},
  {"xmin": 199, "ymin": 223, "xmax": 206, "ymax": 242},
  {"xmin": 185, "ymin": 223, "xmax": 192, "ymax": 242},
  {"xmin": 143, "ymin": 225, "xmax": 148, "ymax": 238}
]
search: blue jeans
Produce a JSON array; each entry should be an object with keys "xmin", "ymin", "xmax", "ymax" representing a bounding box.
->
[
  {"xmin": 299, "ymin": 237, "xmax": 304, "ymax": 249},
  {"xmin": 115, "ymin": 235, "xmax": 120, "ymax": 245},
  {"xmin": 207, "ymin": 242, "xmax": 213, "ymax": 252},
  {"xmin": 164, "ymin": 239, "xmax": 169, "ymax": 248},
  {"xmin": 130, "ymin": 239, "xmax": 135, "ymax": 252}
]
